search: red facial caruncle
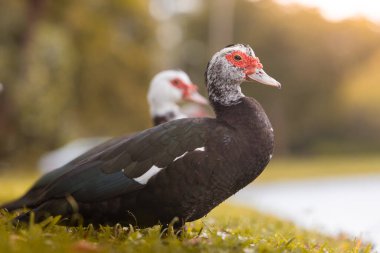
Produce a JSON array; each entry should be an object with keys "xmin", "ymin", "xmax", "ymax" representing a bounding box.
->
[
  {"xmin": 225, "ymin": 51, "xmax": 263, "ymax": 76},
  {"xmin": 170, "ymin": 78, "xmax": 198, "ymax": 99}
]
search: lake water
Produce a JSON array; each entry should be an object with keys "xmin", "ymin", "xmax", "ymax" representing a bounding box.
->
[{"xmin": 230, "ymin": 174, "xmax": 380, "ymax": 251}]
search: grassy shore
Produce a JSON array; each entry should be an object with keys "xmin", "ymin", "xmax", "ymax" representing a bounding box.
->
[
  {"xmin": 0, "ymin": 156, "xmax": 377, "ymax": 253},
  {"xmin": 0, "ymin": 204, "xmax": 371, "ymax": 253}
]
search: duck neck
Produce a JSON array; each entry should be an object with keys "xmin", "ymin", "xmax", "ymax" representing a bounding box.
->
[
  {"xmin": 206, "ymin": 73, "xmax": 245, "ymax": 108},
  {"xmin": 212, "ymin": 97, "xmax": 249, "ymax": 124},
  {"xmin": 212, "ymin": 96, "xmax": 271, "ymax": 133}
]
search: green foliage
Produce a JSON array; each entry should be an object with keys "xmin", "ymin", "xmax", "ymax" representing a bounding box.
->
[
  {"xmin": 0, "ymin": 204, "xmax": 372, "ymax": 253},
  {"xmin": 0, "ymin": 0, "xmax": 156, "ymax": 161},
  {"xmin": 338, "ymin": 50, "xmax": 380, "ymax": 150},
  {"xmin": 342, "ymin": 50, "xmax": 380, "ymax": 115}
]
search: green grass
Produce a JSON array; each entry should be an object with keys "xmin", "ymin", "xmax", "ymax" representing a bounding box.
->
[
  {"xmin": 0, "ymin": 204, "xmax": 372, "ymax": 253},
  {"xmin": 256, "ymin": 155, "xmax": 380, "ymax": 183},
  {"xmin": 0, "ymin": 156, "xmax": 378, "ymax": 253}
]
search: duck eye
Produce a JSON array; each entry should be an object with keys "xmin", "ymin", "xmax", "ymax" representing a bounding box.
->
[
  {"xmin": 234, "ymin": 55, "xmax": 242, "ymax": 61},
  {"xmin": 172, "ymin": 79, "xmax": 180, "ymax": 86}
]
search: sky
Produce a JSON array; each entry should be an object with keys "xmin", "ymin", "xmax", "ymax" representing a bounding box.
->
[{"xmin": 275, "ymin": 0, "xmax": 380, "ymax": 23}]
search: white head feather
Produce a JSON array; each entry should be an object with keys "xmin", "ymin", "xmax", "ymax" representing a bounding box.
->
[{"xmin": 147, "ymin": 70, "xmax": 193, "ymax": 118}]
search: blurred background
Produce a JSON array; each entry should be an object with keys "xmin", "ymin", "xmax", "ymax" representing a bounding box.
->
[{"xmin": 0, "ymin": 0, "xmax": 380, "ymax": 171}]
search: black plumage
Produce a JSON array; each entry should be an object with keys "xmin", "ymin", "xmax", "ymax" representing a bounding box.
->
[
  {"xmin": 152, "ymin": 112, "xmax": 176, "ymax": 126},
  {"xmin": 1, "ymin": 44, "xmax": 280, "ymax": 228}
]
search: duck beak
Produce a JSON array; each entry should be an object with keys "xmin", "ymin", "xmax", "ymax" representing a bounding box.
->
[
  {"xmin": 182, "ymin": 83, "xmax": 209, "ymax": 105},
  {"xmin": 247, "ymin": 68, "xmax": 281, "ymax": 89},
  {"xmin": 186, "ymin": 90, "xmax": 209, "ymax": 105}
]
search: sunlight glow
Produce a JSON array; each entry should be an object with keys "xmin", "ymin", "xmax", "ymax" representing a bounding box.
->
[{"xmin": 275, "ymin": 0, "xmax": 380, "ymax": 23}]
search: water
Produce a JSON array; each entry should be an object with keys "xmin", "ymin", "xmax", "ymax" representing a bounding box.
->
[{"xmin": 230, "ymin": 174, "xmax": 380, "ymax": 250}]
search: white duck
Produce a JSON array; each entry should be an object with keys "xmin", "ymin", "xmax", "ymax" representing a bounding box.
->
[{"xmin": 147, "ymin": 70, "xmax": 208, "ymax": 125}]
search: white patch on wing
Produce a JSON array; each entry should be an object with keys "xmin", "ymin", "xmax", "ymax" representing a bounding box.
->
[
  {"xmin": 134, "ymin": 165, "xmax": 163, "ymax": 184},
  {"xmin": 133, "ymin": 146, "xmax": 208, "ymax": 184},
  {"xmin": 174, "ymin": 151, "xmax": 188, "ymax": 162},
  {"xmin": 269, "ymin": 154, "xmax": 273, "ymax": 160},
  {"xmin": 173, "ymin": 147, "xmax": 206, "ymax": 163}
]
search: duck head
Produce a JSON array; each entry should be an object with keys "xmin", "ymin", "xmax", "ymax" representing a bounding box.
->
[
  {"xmin": 205, "ymin": 44, "xmax": 280, "ymax": 106},
  {"xmin": 147, "ymin": 70, "xmax": 208, "ymax": 119}
]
